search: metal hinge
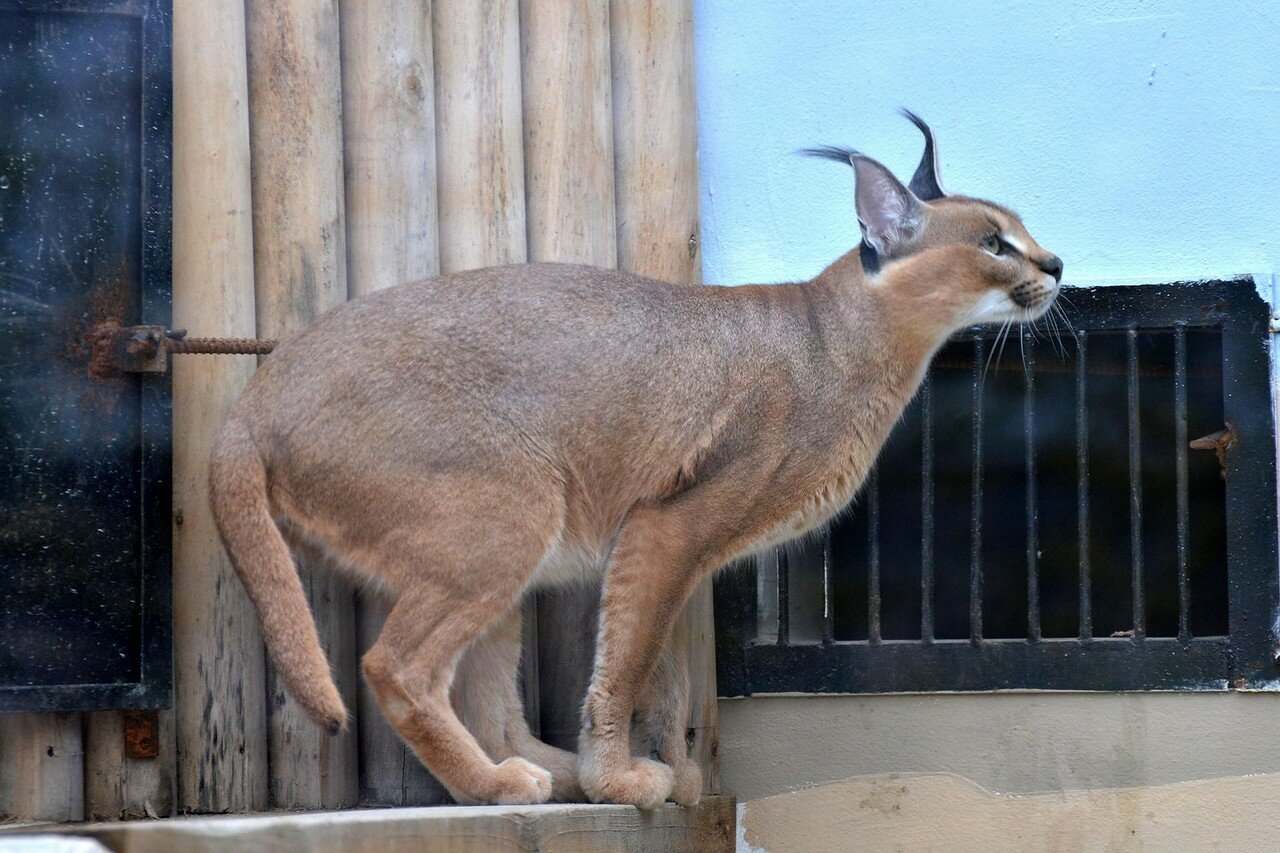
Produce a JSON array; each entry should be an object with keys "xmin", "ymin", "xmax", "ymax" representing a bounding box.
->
[{"xmin": 122, "ymin": 709, "xmax": 160, "ymax": 760}]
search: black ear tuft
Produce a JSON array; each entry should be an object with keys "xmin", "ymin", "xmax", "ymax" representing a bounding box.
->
[
  {"xmin": 899, "ymin": 109, "xmax": 946, "ymax": 201},
  {"xmin": 797, "ymin": 145, "xmax": 861, "ymax": 165}
]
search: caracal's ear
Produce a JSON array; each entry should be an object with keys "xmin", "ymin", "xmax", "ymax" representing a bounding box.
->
[
  {"xmin": 899, "ymin": 109, "xmax": 945, "ymax": 201},
  {"xmin": 801, "ymin": 146, "xmax": 923, "ymax": 257}
]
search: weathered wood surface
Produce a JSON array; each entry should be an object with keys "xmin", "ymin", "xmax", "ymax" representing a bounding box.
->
[
  {"xmin": 244, "ymin": 0, "xmax": 358, "ymax": 811},
  {"xmin": 59, "ymin": 797, "xmax": 736, "ymax": 852},
  {"xmin": 520, "ymin": 599, "xmax": 542, "ymax": 738},
  {"xmin": 520, "ymin": 0, "xmax": 616, "ymax": 265},
  {"xmin": 610, "ymin": 0, "xmax": 701, "ymax": 284},
  {"xmin": 84, "ymin": 712, "xmax": 174, "ymax": 820},
  {"xmin": 432, "ymin": 0, "xmax": 527, "ymax": 272},
  {"xmin": 0, "ymin": 838, "xmax": 109, "ymax": 853},
  {"xmin": 0, "ymin": 713, "xmax": 83, "ymax": 822},
  {"xmin": 168, "ymin": 0, "xmax": 266, "ymax": 816},
  {"xmin": 520, "ymin": 0, "xmax": 617, "ymax": 754},
  {"xmin": 609, "ymin": 0, "xmax": 718, "ymax": 794},
  {"xmin": 341, "ymin": 0, "xmax": 440, "ymax": 298},
  {"xmin": 339, "ymin": 0, "xmax": 446, "ymax": 808}
]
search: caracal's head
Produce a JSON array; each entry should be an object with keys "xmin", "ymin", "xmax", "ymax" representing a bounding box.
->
[{"xmin": 805, "ymin": 111, "xmax": 1062, "ymax": 333}]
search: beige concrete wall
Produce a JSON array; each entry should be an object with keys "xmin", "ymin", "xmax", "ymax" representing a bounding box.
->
[{"xmin": 721, "ymin": 693, "xmax": 1280, "ymax": 851}]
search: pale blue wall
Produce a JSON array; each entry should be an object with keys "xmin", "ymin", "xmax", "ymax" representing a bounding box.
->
[{"xmin": 694, "ymin": 1, "xmax": 1280, "ymax": 288}]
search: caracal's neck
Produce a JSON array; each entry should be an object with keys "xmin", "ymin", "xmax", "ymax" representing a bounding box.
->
[{"xmin": 804, "ymin": 247, "xmax": 958, "ymax": 388}]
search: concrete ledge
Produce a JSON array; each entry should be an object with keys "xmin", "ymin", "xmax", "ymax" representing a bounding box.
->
[{"xmin": 9, "ymin": 798, "xmax": 734, "ymax": 853}]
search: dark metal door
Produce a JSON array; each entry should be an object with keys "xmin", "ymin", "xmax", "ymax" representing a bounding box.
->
[{"xmin": 0, "ymin": 0, "xmax": 171, "ymax": 711}]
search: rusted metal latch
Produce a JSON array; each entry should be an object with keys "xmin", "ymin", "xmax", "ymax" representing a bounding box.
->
[
  {"xmin": 92, "ymin": 322, "xmax": 277, "ymax": 374},
  {"xmin": 1189, "ymin": 422, "xmax": 1236, "ymax": 480}
]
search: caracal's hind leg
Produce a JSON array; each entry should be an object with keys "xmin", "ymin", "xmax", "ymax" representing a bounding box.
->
[
  {"xmin": 633, "ymin": 625, "xmax": 701, "ymax": 806},
  {"xmin": 361, "ymin": 490, "xmax": 561, "ymax": 805},
  {"xmin": 453, "ymin": 604, "xmax": 584, "ymax": 801}
]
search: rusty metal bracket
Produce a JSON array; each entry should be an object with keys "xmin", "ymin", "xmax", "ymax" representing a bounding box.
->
[
  {"xmin": 122, "ymin": 709, "xmax": 160, "ymax": 760},
  {"xmin": 1190, "ymin": 422, "xmax": 1236, "ymax": 480}
]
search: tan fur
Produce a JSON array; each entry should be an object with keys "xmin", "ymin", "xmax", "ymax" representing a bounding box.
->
[{"xmin": 208, "ymin": 145, "xmax": 1060, "ymax": 807}]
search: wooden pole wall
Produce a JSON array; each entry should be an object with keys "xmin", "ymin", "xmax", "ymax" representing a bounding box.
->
[
  {"xmin": 2, "ymin": 0, "xmax": 713, "ymax": 819},
  {"xmin": 167, "ymin": 0, "xmax": 266, "ymax": 816},
  {"xmin": 339, "ymin": 0, "xmax": 445, "ymax": 807},
  {"xmin": 244, "ymin": 0, "xmax": 359, "ymax": 811},
  {"xmin": 520, "ymin": 0, "xmax": 617, "ymax": 753}
]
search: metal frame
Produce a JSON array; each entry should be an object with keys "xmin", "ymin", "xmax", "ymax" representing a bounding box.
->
[
  {"xmin": 716, "ymin": 279, "xmax": 1279, "ymax": 695},
  {"xmin": 0, "ymin": 0, "xmax": 172, "ymax": 711}
]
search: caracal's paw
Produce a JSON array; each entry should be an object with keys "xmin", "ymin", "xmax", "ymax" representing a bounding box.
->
[
  {"xmin": 582, "ymin": 756, "xmax": 676, "ymax": 810},
  {"xmin": 542, "ymin": 750, "xmax": 586, "ymax": 802},
  {"xmin": 669, "ymin": 759, "xmax": 702, "ymax": 807},
  {"xmin": 488, "ymin": 757, "xmax": 554, "ymax": 805}
]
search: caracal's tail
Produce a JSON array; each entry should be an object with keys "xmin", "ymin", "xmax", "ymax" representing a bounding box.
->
[{"xmin": 208, "ymin": 417, "xmax": 347, "ymax": 733}]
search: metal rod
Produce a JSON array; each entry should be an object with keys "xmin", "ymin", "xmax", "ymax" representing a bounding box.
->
[
  {"xmin": 167, "ymin": 336, "xmax": 277, "ymax": 355},
  {"xmin": 921, "ymin": 373, "xmax": 935, "ymax": 644},
  {"xmin": 1025, "ymin": 331, "xmax": 1040, "ymax": 642},
  {"xmin": 1174, "ymin": 322, "xmax": 1190, "ymax": 641},
  {"xmin": 970, "ymin": 335, "xmax": 985, "ymax": 644},
  {"xmin": 776, "ymin": 548, "xmax": 790, "ymax": 646},
  {"xmin": 1077, "ymin": 329, "xmax": 1092, "ymax": 641},
  {"xmin": 821, "ymin": 530, "xmax": 834, "ymax": 644},
  {"xmin": 868, "ymin": 466, "xmax": 882, "ymax": 645},
  {"xmin": 1127, "ymin": 327, "xmax": 1145, "ymax": 640}
]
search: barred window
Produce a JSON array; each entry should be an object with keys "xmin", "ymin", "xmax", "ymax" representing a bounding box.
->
[{"xmin": 716, "ymin": 280, "xmax": 1279, "ymax": 695}]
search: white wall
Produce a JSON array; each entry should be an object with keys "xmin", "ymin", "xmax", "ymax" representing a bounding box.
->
[
  {"xmin": 694, "ymin": 5, "xmax": 1280, "ymax": 849},
  {"xmin": 695, "ymin": 0, "xmax": 1280, "ymax": 287}
]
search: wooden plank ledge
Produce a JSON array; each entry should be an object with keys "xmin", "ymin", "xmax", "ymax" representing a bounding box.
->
[{"xmin": 4, "ymin": 797, "xmax": 735, "ymax": 853}]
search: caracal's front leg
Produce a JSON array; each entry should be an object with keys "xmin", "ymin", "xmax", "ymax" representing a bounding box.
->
[
  {"xmin": 579, "ymin": 467, "xmax": 777, "ymax": 808},
  {"xmin": 633, "ymin": 620, "xmax": 701, "ymax": 806}
]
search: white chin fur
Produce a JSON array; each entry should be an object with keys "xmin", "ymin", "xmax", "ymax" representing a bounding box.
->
[
  {"xmin": 969, "ymin": 275, "xmax": 1059, "ymax": 325},
  {"xmin": 968, "ymin": 290, "xmax": 1024, "ymax": 325}
]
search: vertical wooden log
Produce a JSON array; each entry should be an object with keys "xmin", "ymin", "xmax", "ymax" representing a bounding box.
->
[
  {"xmin": 520, "ymin": 0, "xmax": 616, "ymax": 265},
  {"xmin": 610, "ymin": 0, "xmax": 717, "ymax": 794},
  {"xmin": 245, "ymin": 0, "xmax": 358, "ymax": 810},
  {"xmin": 341, "ymin": 0, "xmax": 440, "ymax": 297},
  {"xmin": 340, "ymin": 0, "xmax": 444, "ymax": 805},
  {"xmin": 520, "ymin": 0, "xmax": 617, "ymax": 754},
  {"xmin": 432, "ymin": 0, "xmax": 526, "ymax": 273},
  {"xmin": 610, "ymin": 0, "xmax": 700, "ymax": 282},
  {"xmin": 0, "ymin": 713, "xmax": 83, "ymax": 822},
  {"xmin": 84, "ymin": 711, "xmax": 174, "ymax": 819},
  {"xmin": 169, "ymin": 0, "xmax": 267, "ymax": 814}
]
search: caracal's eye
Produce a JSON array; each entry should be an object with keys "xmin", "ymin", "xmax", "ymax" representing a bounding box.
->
[{"xmin": 981, "ymin": 234, "xmax": 1003, "ymax": 255}]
